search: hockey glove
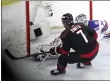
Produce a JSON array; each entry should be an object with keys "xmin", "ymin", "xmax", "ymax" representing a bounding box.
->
[{"xmin": 49, "ymin": 47, "xmax": 57, "ymax": 55}]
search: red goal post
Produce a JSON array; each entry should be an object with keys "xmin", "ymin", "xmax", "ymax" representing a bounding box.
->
[
  {"xmin": 25, "ymin": 1, "xmax": 30, "ymax": 55},
  {"xmin": 89, "ymin": 0, "xmax": 93, "ymax": 20}
]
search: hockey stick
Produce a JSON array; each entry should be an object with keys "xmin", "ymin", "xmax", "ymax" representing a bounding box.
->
[
  {"xmin": 4, "ymin": 49, "xmax": 50, "ymax": 60},
  {"xmin": 37, "ymin": 50, "xmax": 51, "ymax": 67}
]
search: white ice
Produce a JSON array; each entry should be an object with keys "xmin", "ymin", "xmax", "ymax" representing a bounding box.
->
[
  {"xmin": 2, "ymin": 31, "xmax": 110, "ymax": 80},
  {"xmin": 2, "ymin": 1, "xmax": 110, "ymax": 80}
]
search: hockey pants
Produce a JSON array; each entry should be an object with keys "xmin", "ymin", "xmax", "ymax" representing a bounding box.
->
[{"xmin": 57, "ymin": 44, "xmax": 99, "ymax": 71}]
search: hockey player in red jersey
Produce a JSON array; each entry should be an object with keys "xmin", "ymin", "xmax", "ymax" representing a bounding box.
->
[{"xmin": 49, "ymin": 13, "xmax": 99, "ymax": 75}]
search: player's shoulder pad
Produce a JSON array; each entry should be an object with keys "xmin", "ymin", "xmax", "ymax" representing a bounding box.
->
[
  {"xmin": 60, "ymin": 27, "xmax": 71, "ymax": 39},
  {"xmin": 60, "ymin": 29, "xmax": 69, "ymax": 39},
  {"xmin": 60, "ymin": 23, "xmax": 86, "ymax": 39},
  {"xmin": 74, "ymin": 23, "xmax": 88, "ymax": 28},
  {"xmin": 74, "ymin": 23, "xmax": 83, "ymax": 25},
  {"xmin": 74, "ymin": 23, "xmax": 86, "ymax": 26}
]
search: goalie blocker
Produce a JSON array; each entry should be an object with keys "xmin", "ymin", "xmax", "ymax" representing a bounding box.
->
[{"xmin": 49, "ymin": 13, "xmax": 99, "ymax": 75}]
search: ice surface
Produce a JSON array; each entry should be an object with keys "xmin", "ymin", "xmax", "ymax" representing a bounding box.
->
[
  {"xmin": 2, "ymin": 31, "xmax": 110, "ymax": 80},
  {"xmin": 2, "ymin": 1, "xmax": 110, "ymax": 80}
]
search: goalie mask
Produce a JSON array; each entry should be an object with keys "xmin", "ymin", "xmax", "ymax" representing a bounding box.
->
[
  {"xmin": 61, "ymin": 13, "xmax": 74, "ymax": 28},
  {"xmin": 75, "ymin": 14, "xmax": 88, "ymax": 26}
]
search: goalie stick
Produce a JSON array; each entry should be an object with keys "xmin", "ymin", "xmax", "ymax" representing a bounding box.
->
[{"xmin": 4, "ymin": 49, "xmax": 50, "ymax": 60}]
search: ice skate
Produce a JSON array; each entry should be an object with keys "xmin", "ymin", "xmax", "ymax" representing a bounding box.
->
[
  {"xmin": 77, "ymin": 62, "xmax": 92, "ymax": 68},
  {"xmin": 50, "ymin": 69, "xmax": 66, "ymax": 75}
]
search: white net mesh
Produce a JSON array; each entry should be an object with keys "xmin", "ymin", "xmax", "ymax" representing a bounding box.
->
[{"xmin": 2, "ymin": 1, "xmax": 42, "ymax": 56}]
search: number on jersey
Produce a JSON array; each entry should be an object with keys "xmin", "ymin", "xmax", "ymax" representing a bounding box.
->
[{"xmin": 76, "ymin": 30, "xmax": 88, "ymax": 43}]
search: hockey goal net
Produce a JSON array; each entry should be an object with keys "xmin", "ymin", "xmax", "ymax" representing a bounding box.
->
[
  {"xmin": 2, "ymin": 1, "xmax": 42, "ymax": 57},
  {"xmin": 1, "ymin": 1, "xmax": 92, "ymax": 57}
]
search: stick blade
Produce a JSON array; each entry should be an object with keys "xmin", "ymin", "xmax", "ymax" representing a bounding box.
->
[{"xmin": 4, "ymin": 49, "xmax": 16, "ymax": 60}]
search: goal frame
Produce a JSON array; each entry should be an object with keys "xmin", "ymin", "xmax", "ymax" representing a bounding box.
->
[{"xmin": 26, "ymin": 1, "xmax": 93, "ymax": 55}]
